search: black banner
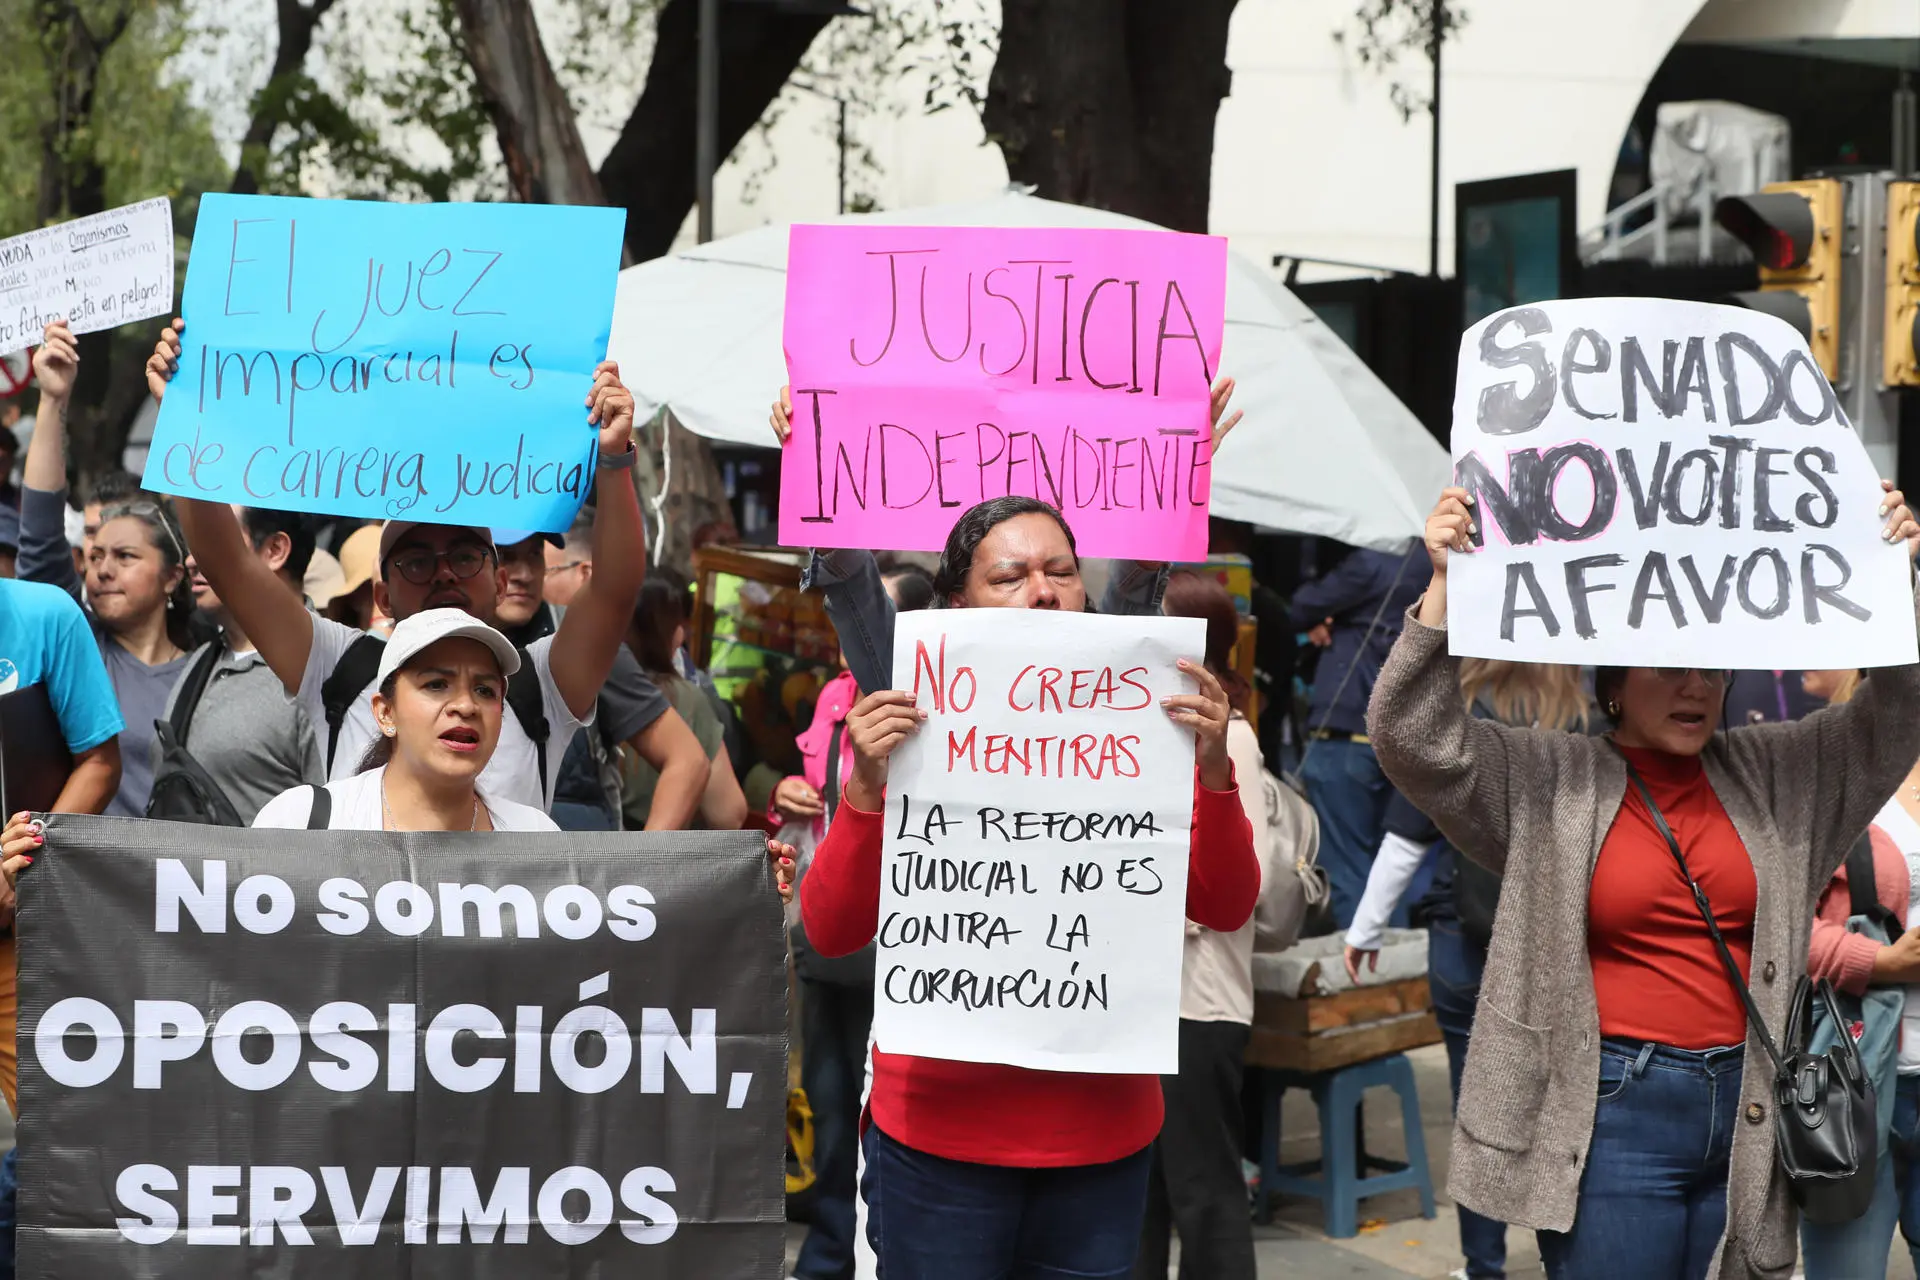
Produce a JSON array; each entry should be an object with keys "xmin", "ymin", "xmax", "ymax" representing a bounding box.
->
[{"xmin": 15, "ymin": 816, "xmax": 788, "ymax": 1279}]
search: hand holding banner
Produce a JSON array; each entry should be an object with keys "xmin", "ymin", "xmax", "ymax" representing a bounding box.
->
[
  {"xmin": 141, "ymin": 194, "xmax": 626, "ymax": 531},
  {"xmin": 781, "ymin": 225, "xmax": 1228, "ymax": 561},
  {"xmin": 1447, "ymin": 298, "xmax": 1918, "ymax": 668},
  {"xmin": 18, "ymin": 820, "xmax": 785, "ymax": 1279},
  {"xmin": 874, "ymin": 609, "xmax": 1204, "ymax": 1075}
]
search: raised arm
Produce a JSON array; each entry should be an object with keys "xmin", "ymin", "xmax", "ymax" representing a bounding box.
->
[
  {"xmin": 1366, "ymin": 489, "xmax": 1518, "ymax": 872},
  {"xmin": 20, "ymin": 323, "xmax": 84, "ymax": 599},
  {"xmin": 805, "ymin": 548, "xmax": 893, "ymax": 695},
  {"xmin": 549, "ymin": 363, "xmax": 643, "ymax": 721},
  {"xmin": 146, "ymin": 320, "xmax": 314, "ymax": 692},
  {"xmin": 1729, "ymin": 483, "xmax": 1920, "ymax": 891}
]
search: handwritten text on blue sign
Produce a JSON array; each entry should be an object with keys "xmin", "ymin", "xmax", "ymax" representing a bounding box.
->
[{"xmin": 143, "ymin": 194, "xmax": 627, "ymax": 529}]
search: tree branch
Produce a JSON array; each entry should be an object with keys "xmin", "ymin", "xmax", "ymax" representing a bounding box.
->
[
  {"xmin": 231, "ymin": 0, "xmax": 338, "ymax": 194},
  {"xmin": 451, "ymin": 0, "xmax": 603, "ymax": 206},
  {"xmin": 597, "ymin": 0, "xmax": 835, "ymax": 262}
]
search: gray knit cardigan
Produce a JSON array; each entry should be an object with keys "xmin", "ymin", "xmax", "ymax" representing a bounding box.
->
[{"xmin": 1365, "ymin": 591, "xmax": 1920, "ymax": 1280}]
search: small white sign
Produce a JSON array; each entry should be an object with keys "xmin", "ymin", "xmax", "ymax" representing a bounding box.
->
[
  {"xmin": 0, "ymin": 198, "xmax": 174, "ymax": 354},
  {"xmin": 873, "ymin": 608, "xmax": 1204, "ymax": 1075},
  {"xmin": 1447, "ymin": 297, "xmax": 1917, "ymax": 668}
]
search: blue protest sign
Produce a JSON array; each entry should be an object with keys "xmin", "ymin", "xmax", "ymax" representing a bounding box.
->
[{"xmin": 142, "ymin": 194, "xmax": 627, "ymax": 531}]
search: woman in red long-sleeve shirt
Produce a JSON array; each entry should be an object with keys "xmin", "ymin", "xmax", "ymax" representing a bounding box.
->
[{"xmin": 801, "ymin": 495, "xmax": 1260, "ymax": 1280}]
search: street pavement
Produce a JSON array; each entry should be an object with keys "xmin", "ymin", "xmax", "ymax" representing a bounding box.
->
[{"xmin": 786, "ymin": 1042, "xmax": 1920, "ymax": 1280}]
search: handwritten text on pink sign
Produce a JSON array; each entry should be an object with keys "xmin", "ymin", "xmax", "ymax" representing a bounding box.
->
[{"xmin": 780, "ymin": 224, "xmax": 1228, "ymax": 559}]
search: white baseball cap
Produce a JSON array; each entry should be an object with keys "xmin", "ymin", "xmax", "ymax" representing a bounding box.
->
[{"xmin": 375, "ymin": 608, "xmax": 521, "ymax": 687}]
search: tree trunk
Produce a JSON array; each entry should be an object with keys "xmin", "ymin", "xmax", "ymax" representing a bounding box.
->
[
  {"xmin": 597, "ymin": 0, "xmax": 833, "ymax": 262},
  {"xmin": 230, "ymin": 0, "xmax": 339, "ymax": 196},
  {"xmin": 984, "ymin": 0, "xmax": 1238, "ymax": 233},
  {"xmin": 450, "ymin": 0, "xmax": 604, "ymax": 206},
  {"xmin": 33, "ymin": 0, "xmax": 144, "ymax": 497}
]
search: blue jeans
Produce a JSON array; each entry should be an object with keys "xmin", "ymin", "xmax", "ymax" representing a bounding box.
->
[
  {"xmin": 795, "ymin": 979, "xmax": 874, "ymax": 1280},
  {"xmin": 1300, "ymin": 738, "xmax": 1391, "ymax": 929},
  {"xmin": 861, "ymin": 1125, "xmax": 1152, "ymax": 1279},
  {"xmin": 1538, "ymin": 1039, "xmax": 1743, "ymax": 1280},
  {"xmin": 1428, "ymin": 916, "xmax": 1515, "ymax": 1279},
  {"xmin": 1804, "ymin": 1072, "xmax": 1920, "ymax": 1277},
  {"xmin": 0, "ymin": 1146, "xmax": 15, "ymax": 1278}
]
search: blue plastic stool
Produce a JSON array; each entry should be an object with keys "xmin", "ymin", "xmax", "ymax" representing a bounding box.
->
[{"xmin": 1255, "ymin": 1052, "xmax": 1437, "ymax": 1237}]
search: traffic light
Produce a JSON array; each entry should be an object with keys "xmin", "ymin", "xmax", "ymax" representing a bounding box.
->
[
  {"xmin": 1714, "ymin": 178, "xmax": 1844, "ymax": 378},
  {"xmin": 1886, "ymin": 180, "xmax": 1920, "ymax": 388}
]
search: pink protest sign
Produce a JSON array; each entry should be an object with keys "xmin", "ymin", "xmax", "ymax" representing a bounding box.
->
[{"xmin": 780, "ymin": 224, "xmax": 1228, "ymax": 560}]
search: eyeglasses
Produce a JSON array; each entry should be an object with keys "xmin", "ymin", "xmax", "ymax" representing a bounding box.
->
[
  {"xmin": 1653, "ymin": 668, "xmax": 1732, "ymax": 686},
  {"xmin": 386, "ymin": 545, "xmax": 496, "ymax": 586},
  {"xmin": 543, "ymin": 561, "xmax": 588, "ymax": 578}
]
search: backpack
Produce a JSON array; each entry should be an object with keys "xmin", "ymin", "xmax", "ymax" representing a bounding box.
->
[
  {"xmin": 319, "ymin": 633, "xmax": 552, "ymax": 801},
  {"xmin": 1810, "ymin": 832, "xmax": 1904, "ymax": 1146},
  {"xmin": 1254, "ymin": 767, "xmax": 1328, "ymax": 953},
  {"xmin": 145, "ymin": 642, "xmax": 245, "ymax": 827}
]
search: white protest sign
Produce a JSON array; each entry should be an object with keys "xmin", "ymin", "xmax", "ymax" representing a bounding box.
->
[
  {"xmin": 875, "ymin": 608, "xmax": 1204, "ymax": 1075},
  {"xmin": 1448, "ymin": 298, "xmax": 1917, "ymax": 668},
  {"xmin": 0, "ymin": 198, "xmax": 174, "ymax": 354}
]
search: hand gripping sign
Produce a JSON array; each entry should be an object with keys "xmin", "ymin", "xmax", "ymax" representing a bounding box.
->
[
  {"xmin": 781, "ymin": 224, "xmax": 1228, "ymax": 562},
  {"xmin": 1446, "ymin": 298, "xmax": 1918, "ymax": 669},
  {"xmin": 16, "ymin": 820, "xmax": 785, "ymax": 1280}
]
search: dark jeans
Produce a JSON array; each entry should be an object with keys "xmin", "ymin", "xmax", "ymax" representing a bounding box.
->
[
  {"xmin": 1428, "ymin": 916, "xmax": 1514, "ymax": 1279},
  {"xmin": 1538, "ymin": 1039, "xmax": 1743, "ymax": 1280},
  {"xmin": 1810, "ymin": 1072, "xmax": 1920, "ymax": 1275},
  {"xmin": 1133, "ymin": 1020, "xmax": 1255, "ymax": 1280},
  {"xmin": 862, "ymin": 1124, "xmax": 1152, "ymax": 1279},
  {"xmin": 1300, "ymin": 738, "xmax": 1392, "ymax": 928},
  {"xmin": 795, "ymin": 978, "xmax": 875, "ymax": 1280},
  {"xmin": 0, "ymin": 1146, "xmax": 14, "ymax": 1278}
]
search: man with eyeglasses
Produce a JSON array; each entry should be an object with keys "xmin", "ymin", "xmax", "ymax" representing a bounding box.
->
[
  {"xmin": 148, "ymin": 324, "xmax": 647, "ymax": 814},
  {"xmin": 492, "ymin": 520, "xmax": 707, "ymax": 831}
]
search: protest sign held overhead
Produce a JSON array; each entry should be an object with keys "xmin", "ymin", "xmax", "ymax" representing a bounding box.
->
[
  {"xmin": 17, "ymin": 818, "xmax": 787, "ymax": 1280},
  {"xmin": 0, "ymin": 199, "xmax": 174, "ymax": 354},
  {"xmin": 780, "ymin": 224, "xmax": 1227, "ymax": 561},
  {"xmin": 873, "ymin": 609, "xmax": 1204, "ymax": 1075},
  {"xmin": 141, "ymin": 194, "xmax": 626, "ymax": 531},
  {"xmin": 1446, "ymin": 298, "xmax": 1919, "ymax": 668}
]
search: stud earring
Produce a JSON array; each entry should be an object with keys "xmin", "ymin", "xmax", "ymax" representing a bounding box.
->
[{"xmin": 1606, "ymin": 701, "xmax": 1620, "ymax": 718}]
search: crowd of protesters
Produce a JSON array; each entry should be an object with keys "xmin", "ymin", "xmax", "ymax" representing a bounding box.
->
[{"xmin": 4, "ymin": 308, "xmax": 1920, "ymax": 1280}]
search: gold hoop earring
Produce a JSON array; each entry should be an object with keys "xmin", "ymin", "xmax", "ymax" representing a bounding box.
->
[{"xmin": 1606, "ymin": 701, "xmax": 1620, "ymax": 718}]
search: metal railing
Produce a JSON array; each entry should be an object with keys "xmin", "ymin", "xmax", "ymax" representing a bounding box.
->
[{"xmin": 1582, "ymin": 180, "xmax": 1722, "ymax": 266}]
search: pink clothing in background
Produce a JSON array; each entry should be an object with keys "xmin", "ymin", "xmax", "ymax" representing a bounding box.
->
[
  {"xmin": 768, "ymin": 669, "xmax": 860, "ymax": 838},
  {"xmin": 1809, "ymin": 825, "xmax": 1909, "ymax": 996}
]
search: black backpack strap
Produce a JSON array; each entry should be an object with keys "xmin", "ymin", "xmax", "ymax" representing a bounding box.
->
[
  {"xmin": 822, "ymin": 720, "xmax": 845, "ymax": 825},
  {"xmin": 505, "ymin": 646, "xmax": 550, "ymax": 802},
  {"xmin": 1618, "ymin": 750, "xmax": 1785, "ymax": 1074},
  {"xmin": 1844, "ymin": 831, "xmax": 1902, "ymax": 936},
  {"xmin": 169, "ymin": 642, "xmax": 228, "ymax": 740},
  {"xmin": 319, "ymin": 635, "xmax": 388, "ymax": 773},
  {"xmin": 305, "ymin": 785, "xmax": 331, "ymax": 830}
]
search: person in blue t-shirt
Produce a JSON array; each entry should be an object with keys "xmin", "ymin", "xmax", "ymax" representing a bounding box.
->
[
  {"xmin": 0, "ymin": 574, "xmax": 122, "ymax": 1280},
  {"xmin": 0, "ymin": 576, "xmax": 124, "ymax": 812}
]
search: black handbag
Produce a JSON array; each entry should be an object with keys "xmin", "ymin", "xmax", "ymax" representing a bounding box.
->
[{"xmin": 1622, "ymin": 757, "xmax": 1876, "ymax": 1225}]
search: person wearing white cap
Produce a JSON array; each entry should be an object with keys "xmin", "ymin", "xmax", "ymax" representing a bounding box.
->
[
  {"xmin": 146, "ymin": 320, "xmax": 650, "ymax": 814},
  {"xmin": 253, "ymin": 610, "xmax": 550, "ymax": 830}
]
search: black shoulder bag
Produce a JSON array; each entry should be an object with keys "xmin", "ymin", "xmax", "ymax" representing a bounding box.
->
[
  {"xmin": 1621, "ymin": 756, "xmax": 1876, "ymax": 1225},
  {"xmin": 146, "ymin": 642, "xmax": 245, "ymax": 827}
]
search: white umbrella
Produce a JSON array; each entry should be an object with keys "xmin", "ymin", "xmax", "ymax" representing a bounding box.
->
[{"xmin": 607, "ymin": 190, "xmax": 1448, "ymax": 551}]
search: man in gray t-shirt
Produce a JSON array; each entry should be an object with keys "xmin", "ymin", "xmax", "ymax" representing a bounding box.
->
[{"xmin": 152, "ymin": 507, "xmax": 324, "ymax": 824}]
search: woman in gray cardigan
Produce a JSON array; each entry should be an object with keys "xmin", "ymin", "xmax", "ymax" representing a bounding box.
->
[{"xmin": 1366, "ymin": 484, "xmax": 1920, "ymax": 1280}]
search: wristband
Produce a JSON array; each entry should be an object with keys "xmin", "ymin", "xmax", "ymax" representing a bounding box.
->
[{"xmin": 597, "ymin": 445, "xmax": 637, "ymax": 473}]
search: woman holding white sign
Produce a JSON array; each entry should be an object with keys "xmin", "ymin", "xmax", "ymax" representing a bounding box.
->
[
  {"xmin": 1367, "ymin": 482, "xmax": 1920, "ymax": 1280},
  {"xmin": 800, "ymin": 496, "xmax": 1259, "ymax": 1280}
]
